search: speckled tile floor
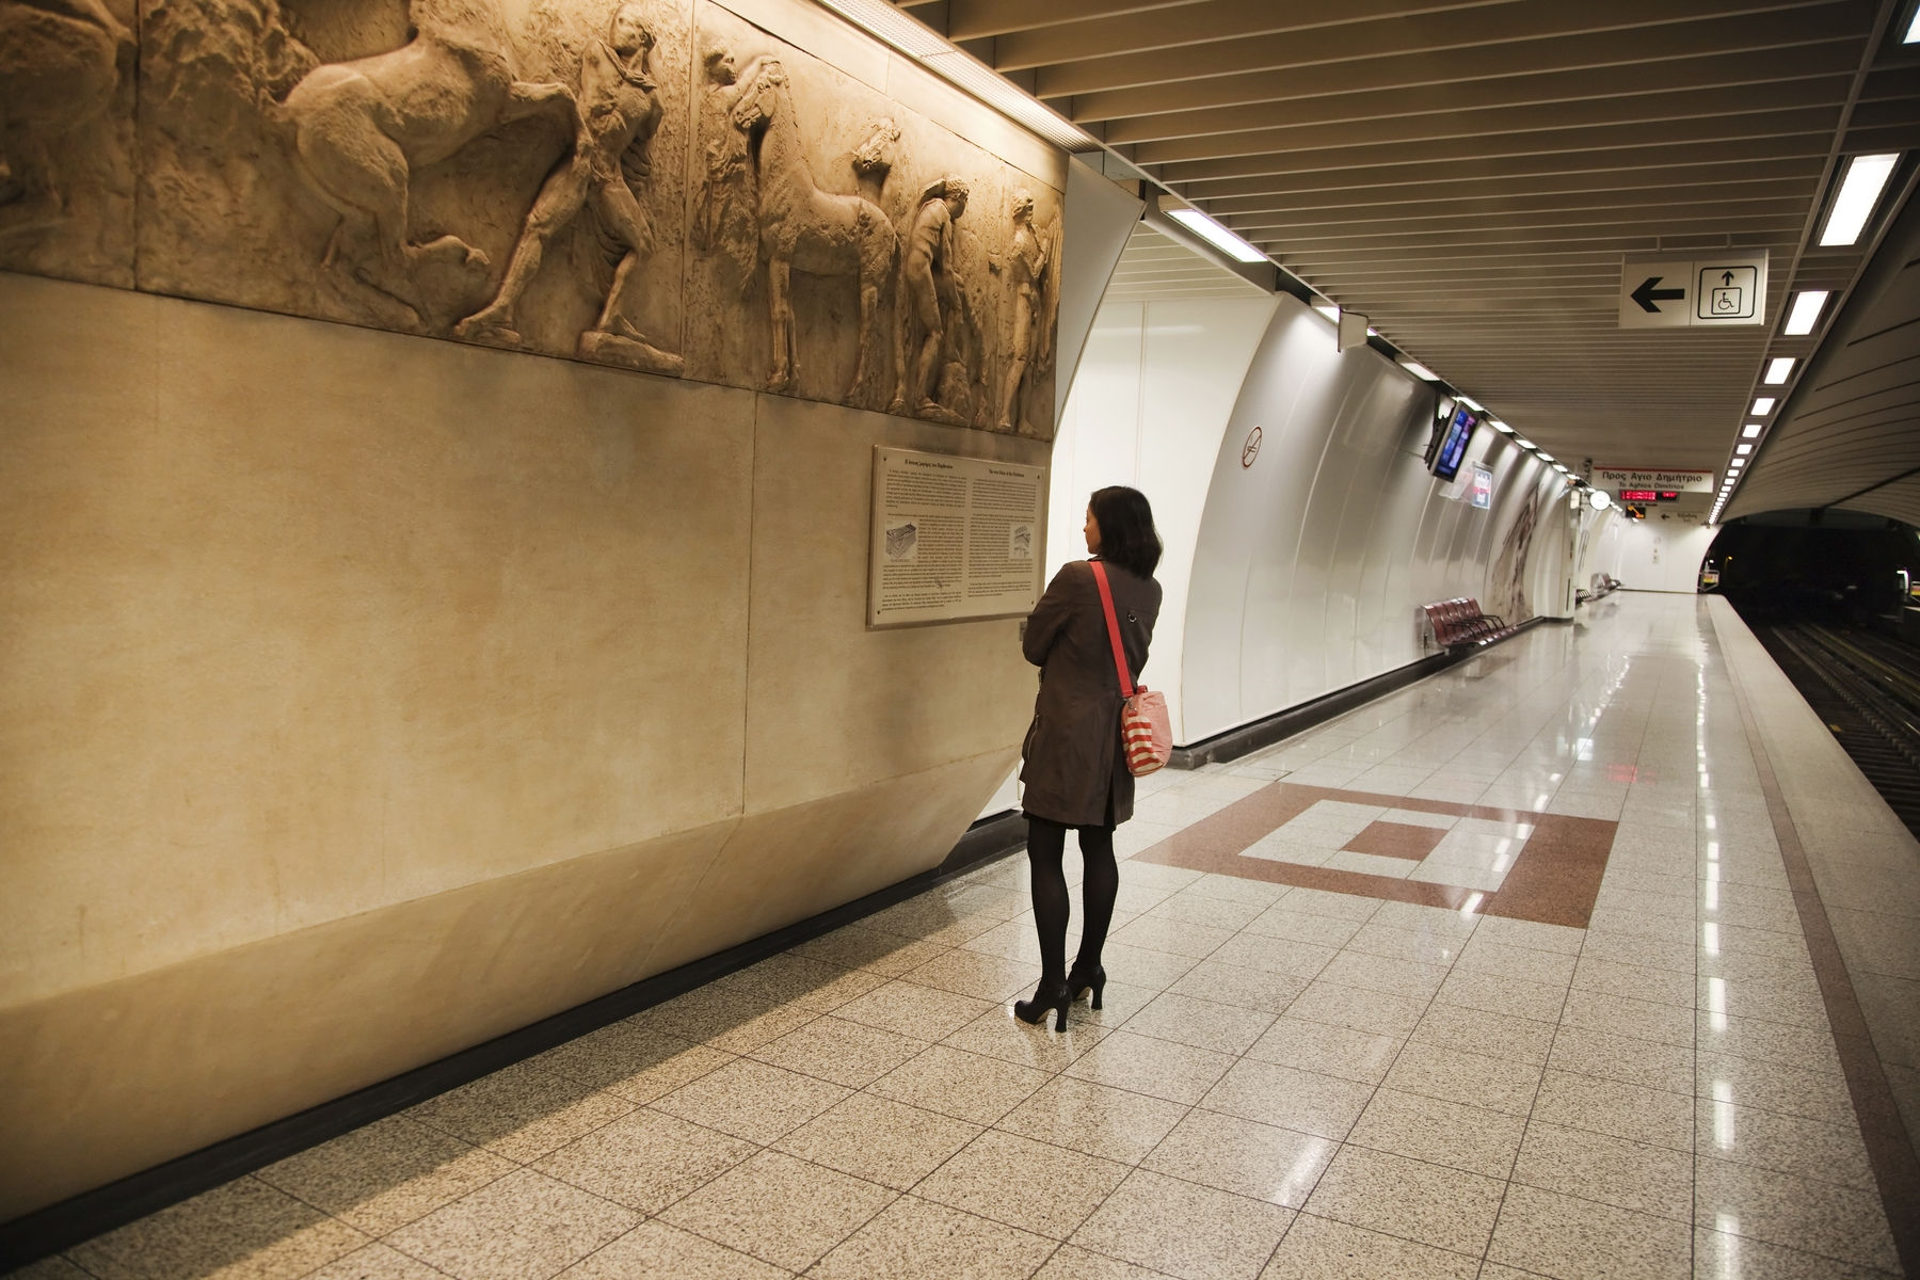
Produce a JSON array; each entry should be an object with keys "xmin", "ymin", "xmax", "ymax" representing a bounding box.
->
[{"xmin": 16, "ymin": 595, "xmax": 1917, "ymax": 1279}]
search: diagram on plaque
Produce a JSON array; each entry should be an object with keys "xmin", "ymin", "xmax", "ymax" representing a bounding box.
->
[{"xmin": 868, "ymin": 446, "xmax": 1045, "ymax": 627}]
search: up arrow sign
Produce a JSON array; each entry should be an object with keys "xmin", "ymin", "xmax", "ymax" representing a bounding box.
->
[
  {"xmin": 1620, "ymin": 253, "xmax": 1768, "ymax": 328},
  {"xmin": 1629, "ymin": 276, "xmax": 1686, "ymax": 314}
]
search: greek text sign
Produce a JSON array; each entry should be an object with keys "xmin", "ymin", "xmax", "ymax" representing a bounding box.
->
[
  {"xmin": 1594, "ymin": 467, "xmax": 1716, "ymax": 493},
  {"xmin": 868, "ymin": 447, "xmax": 1047, "ymax": 628}
]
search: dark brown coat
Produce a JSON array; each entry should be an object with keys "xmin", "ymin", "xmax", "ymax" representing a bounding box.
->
[{"xmin": 1019, "ymin": 558, "xmax": 1162, "ymax": 827}]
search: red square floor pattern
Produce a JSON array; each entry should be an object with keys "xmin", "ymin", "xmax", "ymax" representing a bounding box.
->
[{"xmin": 1134, "ymin": 781, "xmax": 1617, "ymax": 928}]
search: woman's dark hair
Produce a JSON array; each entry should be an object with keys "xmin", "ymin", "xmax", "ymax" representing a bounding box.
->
[{"xmin": 1089, "ymin": 485, "xmax": 1161, "ymax": 578}]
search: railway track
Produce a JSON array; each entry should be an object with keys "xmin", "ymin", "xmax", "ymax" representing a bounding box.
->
[{"xmin": 1751, "ymin": 620, "xmax": 1920, "ymax": 839}]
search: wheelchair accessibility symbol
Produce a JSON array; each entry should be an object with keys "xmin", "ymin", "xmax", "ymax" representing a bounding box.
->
[{"xmin": 1697, "ymin": 266, "xmax": 1757, "ymax": 320}]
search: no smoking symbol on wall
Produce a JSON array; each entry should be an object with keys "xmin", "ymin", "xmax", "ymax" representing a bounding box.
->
[{"xmin": 1242, "ymin": 425, "xmax": 1263, "ymax": 468}]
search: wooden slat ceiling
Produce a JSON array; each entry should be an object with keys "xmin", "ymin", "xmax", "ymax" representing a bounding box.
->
[{"xmin": 894, "ymin": 0, "xmax": 1920, "ymax": 516}]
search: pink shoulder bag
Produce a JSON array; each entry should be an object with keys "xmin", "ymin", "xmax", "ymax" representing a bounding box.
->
[{"xmin": 1089, "ymin": 561, "xmax": 1172, "ymax": 776}]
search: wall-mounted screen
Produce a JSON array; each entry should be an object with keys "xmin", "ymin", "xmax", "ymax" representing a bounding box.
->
[{"xmin": 1428, "ymin": 406, "xmax": 1478, "ymax": 482}]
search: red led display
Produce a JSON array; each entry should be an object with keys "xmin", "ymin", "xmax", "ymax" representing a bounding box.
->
[{"xmin": 1619, "ymin": 490, "xmax": 1659, "ymax": 501}]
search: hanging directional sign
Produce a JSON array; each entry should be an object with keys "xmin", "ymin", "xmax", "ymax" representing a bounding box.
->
[{"xmin": 1619, "ymin": 252, "xmax": 1768, "ymax": 329}]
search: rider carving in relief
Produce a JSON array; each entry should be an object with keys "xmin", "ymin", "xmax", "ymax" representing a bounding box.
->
[{"xmin": 455, "ymin": 1, "xmax": 681, "ymax": 373}]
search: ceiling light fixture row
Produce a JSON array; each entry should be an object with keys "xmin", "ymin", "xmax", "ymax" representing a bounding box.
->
[{"xmin": 1715, "ymin": 147, "xmax": 1907, "ymax": 527}]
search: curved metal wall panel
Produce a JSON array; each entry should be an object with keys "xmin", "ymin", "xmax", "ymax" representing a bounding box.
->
[
  {"xmin": 1049, "ymin": 294, "xmax": 1281, "ymax": 741},
  {"xmin": 1181, "ymin": 294, "xmax": 1569, "ymax": 744}
]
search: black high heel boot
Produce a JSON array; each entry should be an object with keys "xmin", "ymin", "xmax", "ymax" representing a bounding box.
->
[
  {"xmin": 1066, "ymin": 962, "xmax": 1106, "ymax": 1010},
  {"xmin": 1013, "ymin": 979, "xmax": 1072, "ymax": 1031}
]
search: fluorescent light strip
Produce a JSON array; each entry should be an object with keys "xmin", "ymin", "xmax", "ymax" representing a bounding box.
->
[
  {"xmin": 1398, "ymin": 359, "xmax": 1441, "ymax": 381},
  {"xmin": 1736, "ymin": 443, "xmax": 1753, "ymax": 455},
  {"xmin": 1783, "ymin": 290, "xmax": 1830, "ymax": 336},
  {"xmin": 1515, "ymin": 439, "xmax": 1536, "ymax": 451},
  {"xmin": 1167, "ymin": 208, "xmax": 1269, "ymax": 264},
  {"xmin": 920, "ymin": 51, "xmax": 1096, "ymax": 150},
  {"xmin": 1820, "ymin": 153, "xmax": 1900, "ymax": 247},
  {"xmin": 1909, "ymin": 5, "xmax": 1920, "ymax": 40},
  {"xmin": 814, "ymin": 0, "xmax": 948, "ymax": 55},
  {"xmin": 1742, "ymin": 423, "xmax": 1762, "ymax": 438},
  {"xmin": 1458, "ymin": 396, "xmax": 1484, "ymax": 411},
  {"xmin": 1490, "ymin": 420, "xmax": 1514, "ymax": 434},
  {"xmin": 1764, "ymin": 357, "xmax": 1795, "ymax": 384},
  {"xmin": 1537, "ymin": 451, "xmax": 1556, "ymax": 463},
  {"xmin": 1751, "ymin": 397, "xmax": 1775, "ymax": 415},
  {"xmin": 1313, "ymin": 303, "xmax": 1339, "ymax": 322},
  {"xmin": 1729, "ymin": 457, "xmax": 1745, "ymax": 469}
]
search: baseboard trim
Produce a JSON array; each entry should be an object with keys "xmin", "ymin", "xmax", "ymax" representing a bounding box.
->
[
  {"xmin": 1169, "ymin": 616, "xmax": 1547, "ymax": 769},
  {"xmin": 0, "ymin": 812, "xmax": 1030, "ymax": 1268}
]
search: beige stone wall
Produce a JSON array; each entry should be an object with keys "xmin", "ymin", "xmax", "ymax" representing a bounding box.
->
[{"xmin": 0, "ymin": 267, "xmax": 1045, "ymax": 1218}]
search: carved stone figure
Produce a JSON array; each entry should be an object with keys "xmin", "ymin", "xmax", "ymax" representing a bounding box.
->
[
  {"xmin": 997, "ymin": 188, "xmax": 1053, "ymax": 433},
  {"xmin": 2, "ymin": 0, "xmax": 1060, "ymax": 430},
  {"xmin": 0, "ymin": 0, "xmax": 132, "ymax": 241},
  {"xmin": 850, "ymin": 117, "xmax": 898, "ymax": 204},
  {"xmin": 691, "ymin": 44, "xmax": 766, "ymax": 288},
  {"xmin": 273, "ymin": 0, "xmax": 575, "ymax": 328},
  {"xmin": 890, "ymin": 174, "xmax": 969, "ymax": 424},
  {"xmin": 455, "ymin": 2, "xmax": 681, "ymax": 376},
  {"xmin": 730, "ymin": 58, "xmax": 896, "ymax": 400}
]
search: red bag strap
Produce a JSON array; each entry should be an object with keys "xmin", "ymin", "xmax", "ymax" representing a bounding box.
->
[{"xmin": 1088, "ymin": 560, "xmax": 1136, "ymax": 698}]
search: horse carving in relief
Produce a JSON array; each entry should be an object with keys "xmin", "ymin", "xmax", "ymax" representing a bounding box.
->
[
  {"xmin": 0, "ymin": 0, "xmax": 132, "ymax": 240},
  {"xmin": 274, "ymin": 0, "xmax": 573, "ymax": 325},
  {"xmin": 731, "ymin": 59, "xmax": 895, "ymax": 401}
]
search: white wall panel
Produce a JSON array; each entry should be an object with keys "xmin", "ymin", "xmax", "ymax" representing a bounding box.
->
[
  {"xmin": 1598, "ymin": 518, "xmax": 1716, "ymax": 592},
  {"xmin": 1181, "ymin": 295, "xmax": 1567, "ymax": 743},
  {"xmin": 1048, "ymin": 295, "xmax": 1280, "ymax": 741},
  {"xmin": 1054, "ymin": 162, "xmax": 1148, "ymax": 426}
]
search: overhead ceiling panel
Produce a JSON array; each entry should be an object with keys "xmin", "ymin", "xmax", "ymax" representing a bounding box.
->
[{"xmin": 890, "ymin": 0, "xmax": 1920, "ymax": 504}]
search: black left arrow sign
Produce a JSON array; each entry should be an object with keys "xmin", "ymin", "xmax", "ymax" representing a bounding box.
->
[{"xmin": 1631, "ymin": 277, "xmax": 1686, "ymax": 313}]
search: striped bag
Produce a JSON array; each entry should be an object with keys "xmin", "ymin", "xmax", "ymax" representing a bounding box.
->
[{"xmin": 1089, "ymin": 560, "xmax": 1171, "ymax": 776}]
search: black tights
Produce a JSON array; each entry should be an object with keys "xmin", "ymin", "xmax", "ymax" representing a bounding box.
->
[{"xmin": 1025, "ymin": 816, "xmax": 1119, "ymax": 985}]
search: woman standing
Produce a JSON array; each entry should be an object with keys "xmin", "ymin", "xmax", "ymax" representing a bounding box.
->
[{"xmin": 1014, "ymin": 486, "xmax": 1162, "ymax": 1030}]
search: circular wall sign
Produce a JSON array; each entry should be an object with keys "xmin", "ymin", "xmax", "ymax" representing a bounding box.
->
[{"xmin": 1241, "ymin": 425, "xmax": 1263, "ymax": 468}]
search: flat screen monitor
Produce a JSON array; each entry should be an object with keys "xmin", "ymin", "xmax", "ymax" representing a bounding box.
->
[{"xmin": 1429, "ymin": 406, "xmax": 1478, "ymax": 482}]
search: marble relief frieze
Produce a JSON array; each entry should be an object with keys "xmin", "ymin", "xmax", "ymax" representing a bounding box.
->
[{"xmin": 0, "ymin": 0, "xmax": 1061, "ymax": 436}]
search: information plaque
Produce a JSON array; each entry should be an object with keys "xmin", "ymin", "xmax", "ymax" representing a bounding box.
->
[{"xmin": 868, "ymin": 447, "xmax": 1046, "ymax": 628}]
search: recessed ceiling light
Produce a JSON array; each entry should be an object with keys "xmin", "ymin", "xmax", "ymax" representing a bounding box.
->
[
  {"xmin": 1763, "ymin": 357, "xmax": 1795, "ymax": 384},
  {"xmin": 1729, "ymin": 457, "xmax": 1745, "ymax": 469},
  {"xmin": 1783, "ymin": 290, "xmax": 1830, "ymax": 336},
  {"xmin": 1536, "ymin": 452, "xmax": 1556, "ymax": 463},
  {"xmin": 1736, "ymin": 443, "xmax": 1753, "ymax": 456},
  {"xmin": 815, "ymin": 0, "xmax": 948, "ymax": 55},
  {"xmin": 1552, "ymin": 463, "xmax": 1569, "ymax": 473},
  {"xmin": 1751, "ymin": 397, "xmax": 1775, "ymax": 415},
  {"xmin": 1819, "ymin": 153, "xmax": 1900, "ymax": 247},
  {"xmin": 1489, "ymin": 420, "xmax": 1514, "ymax": 434},
  {"xmin": 911, "ymin": 49, "xmax": 1096, "ymax": 149},
  {"xmin": 1741, "ymin": 423, "xmax": 1762, "ymax": 438},
  {"xmin": 1166, "ymin": 208, "xmax": 1269, "ymax": 264},
  {"xmin": 1397, "ymin": 360, "xmax": 1440, "ymax": 381},
  {"xmin": 1908, "ymin": 6, "xmax": 1920, "ymax": 40},
  {"xmin": 1458, "ymin": 396, "xmax": 1484, "ymax": 412}
]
